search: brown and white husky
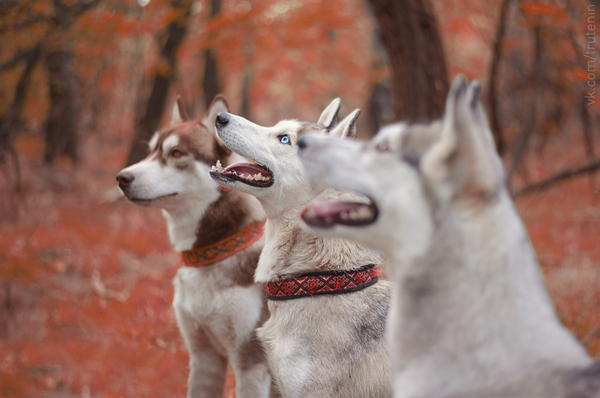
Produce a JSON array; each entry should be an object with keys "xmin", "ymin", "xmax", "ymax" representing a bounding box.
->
[{"xmin": 117, "ymin": 96, "xmax": 271, "ymax": 398}]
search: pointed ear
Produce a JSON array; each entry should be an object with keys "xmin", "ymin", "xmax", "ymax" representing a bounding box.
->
[
  {"xmin": 421, "ymin": 75, "xmax": 503, "ymax": 202},
  {"xmin": 203, "ymin": 94, "xmax": 230, "ymax": 134},
  {"xmin": 171, "ymin": 96, "xmax": 190, "ymax": 125},
  {"xmin": 318, "ymin": 98, "xmax": 341, "ymax": 130},
  {"xmin": 329, "ymin": 109, "xmax": 360, "ymax": 139}
]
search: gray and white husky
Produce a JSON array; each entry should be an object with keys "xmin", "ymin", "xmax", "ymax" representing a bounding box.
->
[
  {"xmin": 297, "ymin": 76, "xmax": 600, "ymax": 398},
  {"xmin": 209, "ymin": 100, "xmax": 392, "ymax": 398}
]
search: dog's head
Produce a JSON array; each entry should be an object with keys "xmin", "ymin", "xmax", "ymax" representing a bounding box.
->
[
  {"xmin": 297, "ymin": 76, "xmax": 504, "ymax": 260},
  {"xmin": 209, "ymin": 98, "xmax": 361, "ymax": 215},
  {"xmin": 116, "ymin": 95, "xmax": 232, "ymax": 211}
]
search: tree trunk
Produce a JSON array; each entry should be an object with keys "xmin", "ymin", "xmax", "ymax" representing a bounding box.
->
[
  {"xmin": 488, "ymin": 0, "xmax": 511, "ymax": 155},
  {"xmin": 240, "ymin": 67, "xmax": 251, "ymax": 119},
  {"xmin": 44, "ymin": 48, "xmax": 80, "ymax": 164},
  {"xmin": 202, "ymin": 0, "xmax": 222, "ymax": 109},
  {"xmin": 366, "ymin": 0, "xmax": 449, "ymax": 120},
  {"xmin": 42, "ymin": 0, "xmax": 101, "ymax": 165},
  {"xmin": 202, "ymin": 48, "xmax": 221, "ymax": 108},
  {"xmin": 366, "ymin": 82, "xmax": 392, "ymax": 137},
  {"xmin": 0, "ymin": 44, "xmax": 41, "ymax": 192},
  {"xmin": 125, "ymin": 0, "xmax": 195, "ymax": 166}
]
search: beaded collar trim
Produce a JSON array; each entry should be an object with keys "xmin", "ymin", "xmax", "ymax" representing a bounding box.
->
[
  {"xmin": 180, "ymin": 219, "xmax": 266, "ymax": 267},
  {"xmin": 265, "ymin": 264, "xmax": 379, "ymax": 300}
]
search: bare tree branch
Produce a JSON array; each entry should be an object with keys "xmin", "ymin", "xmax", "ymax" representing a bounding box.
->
[
  {"xmin": 0, "ymin": 43, "xmax": 42, "ymax": 193},
  {"xmin": 514, "ymin": 159, "xmax": 600, "ymax": 197},
  {"xmin": 0, "ymin": 46, "xmax": 40, "ymax": 72},
  {"xmin": 0, "ymin": 15, "xmax": 52, "ymax": 34},
  {"xmin": 508, "ymin": 25, "xmax": 544, "ymax": 187}
]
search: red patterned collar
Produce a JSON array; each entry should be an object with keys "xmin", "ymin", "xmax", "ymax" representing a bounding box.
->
[
  {"xmin": 265, "ymin": 264, "xmax": 379, "ymax": 300},
  {"xmin": 180, "ymin": 219, "xmax": 266, "ymax": 267}
]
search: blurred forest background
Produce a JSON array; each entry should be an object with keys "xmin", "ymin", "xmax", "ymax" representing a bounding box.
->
[{"xmin": 0, "ymin": 0, "xmax": 599, "ymax": 396}]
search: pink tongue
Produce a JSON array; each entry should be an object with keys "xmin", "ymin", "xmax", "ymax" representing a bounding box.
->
[
  {"xmin": 304, "ymin": 200, "xmax": 365, "ymax": 217},
  {"xmin": 225, "ymin": 163, "xmax": 272, "ymax": 177}
]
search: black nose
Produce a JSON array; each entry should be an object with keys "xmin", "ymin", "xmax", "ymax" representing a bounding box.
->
[
  {"xmin": 297, "ymin": 136, "xmax": 308, "ymax": 151},
  {"xmin": 116, "ymin": 172, "xmax": 135, "ymax": 189},
  {"xmin": 216, "ymin": 112, "xmax": 229, "ymax": 127}
]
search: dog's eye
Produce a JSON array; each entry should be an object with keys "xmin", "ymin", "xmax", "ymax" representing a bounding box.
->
[
  {"xmin": 171, "ymin": 149, "xmax": 182, "ymax": 158},
  {"xmin": 278, "ymin": 135, "xmax": 291, "ymax": 145}
]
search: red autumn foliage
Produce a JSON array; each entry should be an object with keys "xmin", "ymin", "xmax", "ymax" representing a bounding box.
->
[{"xmin": 0, "ymin": 0, "xmax": 598, "ymax": 397}]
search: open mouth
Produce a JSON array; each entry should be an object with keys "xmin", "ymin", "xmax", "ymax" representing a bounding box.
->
[
  {"xmin": 210, "ymin": 160, "xmax": 274, "ymax": 188},
  {"xmin": 128, "ymin": 192, "xmax": 178, "ymax": 203},
  {"xmin": 301, "ymin": 196, "xmax": 378, "ymax": 228}
]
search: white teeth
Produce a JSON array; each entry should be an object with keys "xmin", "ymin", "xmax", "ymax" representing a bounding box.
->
[
  {"xmin": 216, "ymin": 166, "xmax": 271, "ymax": 183},
  {"xmin": 340, "ymin": 206, "xmax": 373, "ymax": 221},
  {"xmin": 305, "ymin": 207, "xmax": 317, "ymax": 218},
  {"xmin": 357, "ymin": 206, "xmax": 373, "ymax": 218}
]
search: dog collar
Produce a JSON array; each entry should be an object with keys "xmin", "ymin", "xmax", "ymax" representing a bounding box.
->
[
  {"xmin": 180, "ymin": 218, "xmax": 266, "ymax": 267},
  {"xmin": 265, "ymin": 264, "xmax": 379, "ymax": 300}
]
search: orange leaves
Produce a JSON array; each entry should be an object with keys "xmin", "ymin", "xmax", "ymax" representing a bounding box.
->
[
  {"xmin": 574, "ymin": 67, "xmax": 590, "ymax": 81},
  {"xmin": 521, "ymin": 1, "xmax": 561, "ymax": 17},
  {"xmin": 0, "ymin": 160, "xmax": 189, "ymax": 397},
  {"xmin": 520, "ymin": 2, "xmax": 569, "ymax": 26}
]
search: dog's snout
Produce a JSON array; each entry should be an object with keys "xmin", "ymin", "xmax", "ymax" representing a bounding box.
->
[
  {"xmin": 116, "ymin": 172, "xmax": 135, "ymax": 189},
  {"xmin": 216, "ymin": 112, "xmax": 229, "ymax": 127}
]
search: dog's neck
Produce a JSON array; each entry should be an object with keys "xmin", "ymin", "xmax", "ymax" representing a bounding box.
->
[
  {"xmin": 162, "ymin": 150, "xmax": 265, "ymax": 253},
  {"xmin": 389, "ymin": 191, "xmax": 591, "ymax": 396},
  {"xmin": 162, "ymin": 189, "xmax": 263, "ymax": 252},
  {"xmin": 255, "ymin": 189, "xmax": 383, "ymax": 282}
]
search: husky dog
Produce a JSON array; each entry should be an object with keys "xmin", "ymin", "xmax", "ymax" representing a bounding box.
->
[
  {"xmin": 297, "ymin": 76, "xmax": 600, "ymax": 398},
  {"xmin": 209, "ymin": 100, "xmax": 392, "ymax": 398},
  {"xmin": 116, "ymin": 96, "xmax": 271, "ymax": 398}
]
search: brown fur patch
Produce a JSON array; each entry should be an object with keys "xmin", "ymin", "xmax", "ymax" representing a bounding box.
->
[
  {"xmin": 232, "ymin": 246, "xmax": 262, "ymax": 287},
  {"xmin": 148, "ymin": 121, "xmax": 224, "ymax": 167},
  {"xmin": 193, "ymin": 190, "xmax": 253, "ymax": 248}
]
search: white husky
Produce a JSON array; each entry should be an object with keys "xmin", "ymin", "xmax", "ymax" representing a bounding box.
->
[
  {"xmin": 117, "ymin": 96, "xmax": 271, "ymax": 398},
  {"xmin": 209, "ymin": 100, "xmax": 392, "ymax": 398},
  {"xmin": 297, "ymin": 76, "xmax": 600, "ymax": 398}
]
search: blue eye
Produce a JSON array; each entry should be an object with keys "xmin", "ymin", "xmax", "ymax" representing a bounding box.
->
[{"xmin": 279, "ymin": 135, "xmax": 291, "ymax": 145}]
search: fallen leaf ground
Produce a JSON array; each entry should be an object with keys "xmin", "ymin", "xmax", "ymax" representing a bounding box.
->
[{"xmin": 0, "ymin": 131, "xmax": 598, "ymax": 397}]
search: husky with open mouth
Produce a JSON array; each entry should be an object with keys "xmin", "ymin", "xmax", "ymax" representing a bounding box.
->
[
  {"xmin": 209, "ymin": 100, "xmax": 392, "ymax": 398},
  {"xmin": 297, "ymin": 76, "xmax": 600, "ymax": 398},
  {"xmin": 117, "ymin": 96, "xmax": 272, "ymax": 398}
]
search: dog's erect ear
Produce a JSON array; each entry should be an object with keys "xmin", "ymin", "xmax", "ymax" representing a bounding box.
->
[
  {"xmin": 421, "ymin": 75, "xmax": 503, "ymax": 202},
  {"xmin": 203, "ymin": 94, "xmax": 230, "ymax": 134},
  {"xmin": 171, "ymin": 96, "xmax": 190, "ymax": 125},
  {"xmin": 329, "ymin": 109, "xmax": 360, "ymax": 139},
  {"xmin": 318, "ymin": 98, "xmax": 341, "ymax": 130}
]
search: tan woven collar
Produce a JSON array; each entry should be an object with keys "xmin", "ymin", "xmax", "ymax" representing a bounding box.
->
[{"xmin": 180, "ymin": 218, "xmax": 266, "ymax": 267}]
